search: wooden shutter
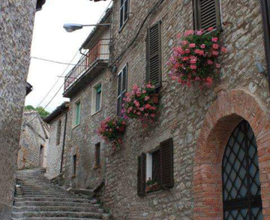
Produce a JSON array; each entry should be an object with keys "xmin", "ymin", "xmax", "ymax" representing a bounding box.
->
[
  {"xmin": 261, "ymin": 0, "xmax": 270, "ymax": 87},
  {"xmin": 160, "ymin": 138, "xmax": 174, "ymax": 189},
  {"xmin": 194, "ymin": 0, "xmax": 221, "ymax": 31},
  {"xmin": 146, "ymin": 22, "xmax": 162, "ymax": 88},
  {"xmin": 137, "ymin": 153, "xmax": 146, "ymax": 196}
]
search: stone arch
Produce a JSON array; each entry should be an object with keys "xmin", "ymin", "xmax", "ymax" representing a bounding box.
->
[{"xmin": 193, "ymin": 89, "xmax": 270, "ymax": 220}]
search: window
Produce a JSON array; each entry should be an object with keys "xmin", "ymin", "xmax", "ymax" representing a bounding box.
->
[
  {"xmin": 117, "ymin": 65, "xmax": 128, "ymax": 115},
  {"xmin": 146, "ymin": 22, "xmax": 162, "ymax": 88},
  {"xmin": 138, "ymin": 138, "xmax": 174, "ymax": 196},
  {"xmin": 73, "ymin": 154, "xmax": 77, "ymax": 177},
  {"xmin": 92, "ymin": 82, "xmax": 102, "ymax": 115},
  {"xmin": 74, "ymin": 101, "xmax": 81, "ymax": 127},
  {"xmin": 193, "ymin": 0, "xmax": 222, "ymax": 31},
  {"xmin": 95, "ymin": 143, "xmax": 101, "ymax": 168},
  {"xmin": 222, "ymin": 121, "xmax": 262, "ymax": 219},
  {"xmin": 120, "ymin": 0, "xmax": 129, "ymax": 29},
  {"xmin": 56, "ymin": 119, "xmax": 61, "ymax": 146}
]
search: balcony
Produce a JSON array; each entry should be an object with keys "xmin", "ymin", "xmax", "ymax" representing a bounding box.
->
[{"xmin": 63, "ymin": 39, "xmax": 110, "ymax": 98}]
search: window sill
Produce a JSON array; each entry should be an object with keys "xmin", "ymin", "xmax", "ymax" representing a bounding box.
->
[
  {"xmin": 72, "ymin": 123, "xmax": 80, "ymax": 130},
  {"xmin": 91, "ymin": 109, "xmax": 102, "ymax": 117},
  {"xmin": 94, "ymin": 165, "xmax": 101, "ymax": 170},
  {"xmin": 118, "ymin": 18, "xmax": 129, "ymax": 33}
]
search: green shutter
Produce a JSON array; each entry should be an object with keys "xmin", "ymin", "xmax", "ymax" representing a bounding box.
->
[{"xmin": 75, "ymin": 102, "xmax": 81, "ymax": 125}]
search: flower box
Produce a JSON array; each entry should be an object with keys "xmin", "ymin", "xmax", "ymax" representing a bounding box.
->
[
  {"xmin": 168, "ymin": 27, "xmax": 227, "ymax": 88},
  {"xmin": 98, "ymin": 117, "xmax": 127, "ymax": 150},
  {"xmin": 122, "ymin": 83, "xmax": 160, "ymax": 124}
]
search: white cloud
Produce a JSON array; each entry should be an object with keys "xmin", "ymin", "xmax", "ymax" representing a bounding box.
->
[{"xmin": 26, "ymin": 0, "xmax": 110, "ymax": 112}]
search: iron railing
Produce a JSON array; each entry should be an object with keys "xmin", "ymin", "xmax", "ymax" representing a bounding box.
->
[{"xmin": 64, "ymin": 39, "xmax": 110, "ymax": 92}]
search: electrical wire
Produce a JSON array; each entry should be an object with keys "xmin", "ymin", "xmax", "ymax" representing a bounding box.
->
[{"xmin": 31, "ymin": 56, "xmax": 84, "ymax": 66}]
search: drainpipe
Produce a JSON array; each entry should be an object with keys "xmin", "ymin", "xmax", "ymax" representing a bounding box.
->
[{"xmin": 60, "ymin": 111, "xmax": 68, "ymax": 173}]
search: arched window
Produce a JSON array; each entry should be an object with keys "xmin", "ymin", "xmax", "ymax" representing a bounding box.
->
[
  {"xmin": 56, "ymin": 119, "xmax": 61, "ymax": 146},
  {"xmin": 222, "ymin": 120, "xmax": 263, "ymax": 219}
]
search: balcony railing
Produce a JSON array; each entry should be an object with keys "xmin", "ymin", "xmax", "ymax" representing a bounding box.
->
[{"xmin": 64, "ymin": 39, "xmax": 110, "ymax": 92}]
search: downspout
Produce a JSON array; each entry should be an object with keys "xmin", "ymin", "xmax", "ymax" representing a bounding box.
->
[{"xmin": 60, "ymin": 111, "xmax": 68, "ymax": 173}]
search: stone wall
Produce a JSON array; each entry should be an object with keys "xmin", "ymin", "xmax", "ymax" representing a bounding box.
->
[
  {"xmin": 18, "ymin": 111, "xmax": 49, "ymax": 170},
  {"xmin": 98, "ymin": 0, "xmax": 270, "ymax": 219},
  {"xmin": 62, "ymin": 70, "xmax": 111, "ymax": 190},
  {"xmin": 45, "ymin": 112, "xmax": 67, "ymax": 179},
  {"xmin": 0, "ymin": 0, "xmax": 38, "ymax": 219}
]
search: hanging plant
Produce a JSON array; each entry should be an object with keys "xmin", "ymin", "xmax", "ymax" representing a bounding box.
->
[
  {"xmin": 98, "ymin": 117, "xmax": 127, "ymax": 150},
  {"xmin": 122, "ymin": 83, "xmax": 159, "ymax": 124},
  {"xmin": 168, "ymin": 27, "xmax": 227, "ymax": 88}
]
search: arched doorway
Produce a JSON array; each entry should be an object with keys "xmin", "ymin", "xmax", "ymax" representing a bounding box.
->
[{"xmin": 222, "ymin": 120, "xmax": 263, "ymax": 219}]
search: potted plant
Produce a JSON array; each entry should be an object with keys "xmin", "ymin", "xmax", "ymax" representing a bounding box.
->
[
  {"xmin": 168, "ymin": 27, "xmax": 227, "ymax": 88},
  {"xmin": 98, "ymin": 117, "xmax": 127, "ymax": 150},
  {"xmin": 122, "ymin": 83, "xmax": 159, "ymax": 124},
  {"xmin": 146, "ymin": 178, "xmax": 159, "ymax": 193}
]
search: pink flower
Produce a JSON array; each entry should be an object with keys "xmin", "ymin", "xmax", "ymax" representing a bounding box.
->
[
  {"xmin": 146, "ymin": 83, "xmax": 153, "ymax": 89},
  {"xmin": 183, "ymin": 56, "xmax": 189, "ymax": 61},
  {"xmin": 207, "ymin": 60, "xmax": 213, "ymax": 65},
  {"xmin": 216, "ymin": 63, "xmax": 221, "ymax": 68},
  {"xmin": 145, "ymin": 113, "xmax": 149, "ymax": 117},
  {"xmin": 200, "ymin": 44, "xmax": 206, "ymax": 49},
  {"xmin": 182, "ymin": 40, "xmax": 188, "ymax": 45},
  {"xmin": 176, "ymin": 33, "xmax": 182, "ymax": 39},
  {"xmin": 140, "ymin": 107, "xmax": 145, "ymax": 111},
  {"xmin": 151, "ymin": 114, "xmax": 156, "ymax": 118},
  {"xmin": 196, "ymin": 30, "xmax": 203, "ymax": 35},
  {"xmin": 190, "ymin": 65, "xmax": 197, "ymax": 70},
  {"xmin": 212, "ymin": 37, "xmax": 218, "ymax": 42},
  {"xmin": 134, "ymin": 100, "xmax": 140, "ymax": 107},
  {"xmin": 143, "ymin": 90, "xmax": 147, "ymax": 94},
  {"xmin": 212, "ymin": 51, "xmax": 219, "ymax": 56},
  {"xmin": 213, "ymin": 44, "xmax": 219, "ymax": 49},
  {"xmin": 205, "ymin": 77, "xmax": 213, "ymax": 87},
  {"xmin": 145, "ymin": 104, "xmax": 151, "ymax": 109},
  {"xmin": 145, "ymin": 96, "xmax": 150, "ymax": 101},
  {"xmin": 132, "ymin": 85, "xmax": 139, "ymax": 90},
  {"xmin": 184, "ymin": 30, "xmax": 194, "ymax": 36},
  {"xmin": 137, "ymin": 112, "xmax": 141, "ymax": 116},
  {"xmin": 208, "ymin": 27, "xmax": 214, "ymax": 32},
  {"xmin": 221, "ymin": 47, "xmax": 228, "ymax": 53},
  {"xmin": 190, "ymin": 58, "xmax": 197, "ymax": 64},
  {"xmin": 185, "ymin": 49, "xmax": 190, "ymax": 54},
  {"xmin": 189, "ymin": 43, "xmax": 196, "ymax": 48}
]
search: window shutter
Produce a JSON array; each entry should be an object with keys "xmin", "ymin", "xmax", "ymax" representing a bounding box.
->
[
  {"xmin": 160, "ymin": 138, "xmax": 174, "ymax": 189},
  {"xmin": 137, "ymin": 153, "xmax": 146, "ymax": 196},
  {"xmin": 146, "ymin": 22, "xmax": 162, "ymax": 88},
  {"xmin": 194, "ymin": 0, "xmax": 221, "ymax": 31}
]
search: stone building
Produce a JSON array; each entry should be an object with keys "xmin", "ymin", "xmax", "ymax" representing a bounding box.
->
[
  {"xmin": 57, "ymin": 0, "xmax": 270, "ymax": 219},
  {"xmin": 61, "ymin": 6, "xmax": 112, "ymax": 190},
  {"xmin": 18, "ymin": 111, "xmax": 49, "ymax": 170},
  {"xmin": 0, "ymin": 0, "xmax": 46, "ymax": 218},
  {"xmin": 44, "ymin": 102, "xmax": 69, "ymax": 179}
]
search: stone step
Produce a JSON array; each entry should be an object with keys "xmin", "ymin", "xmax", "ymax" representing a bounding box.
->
[
  {"xmin": 13, "ymin": 206, "xmax": 104, "ymax": 213},
  {"xmin": 14, "ymin": 201, "xmax": 100, "ymax": 208},
  {"xmin": 12, "ymin": 218, "xmax": 103, "ymax": 220},
  {"xmin": 12, "ymin": 211, "xmax": 104, "ymax": 219},
  {"xmin": 15, "ymin": 196, "xmax": 94, "ymax": 202}
]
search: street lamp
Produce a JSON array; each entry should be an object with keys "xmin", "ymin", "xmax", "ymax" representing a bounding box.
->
[{"xmin": 63, "ymin": 23, "xmax": 111, "ymax": 33}]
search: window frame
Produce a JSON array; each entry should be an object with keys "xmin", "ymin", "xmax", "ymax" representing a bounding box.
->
[
  {"xmin": 95, "ymin": 143, "xmax": 101, "ymax": 168},
  {"xmin": 119, "ymin": 0, "xmax": 130, "ymax": 31},
  {"xmin": 193, "ymin": 0, "xmax": 222, "ymax": 32},
  {"xmin": 73, "ymin": 154, "xmax": 77, "ymax": 177},
  {"xmin": 56, "ymin": 119, "xmax": 62, "ymax": 146},
  {"xmin": 73, "ymin": 100, "xmax": 81, "ymax": 128},
  {"xmin": 91, "ymin": 81, "xmax": 103, "ymax": 115},
  {"xmin": 117, "ymin": 64, "xmax": 128, "ymax": 116}
]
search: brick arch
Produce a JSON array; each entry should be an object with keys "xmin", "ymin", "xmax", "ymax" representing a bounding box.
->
[{"xmin": 193, "ymin": 89, "xmax": 270, "ymax": 220}]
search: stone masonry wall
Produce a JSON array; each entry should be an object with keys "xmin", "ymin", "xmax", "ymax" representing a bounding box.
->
[
  {"xmin": 62, "ymin": 70, "xmax": 111, "ymax": 190},
  {"xmin": 98, "ymin": 0, "xmax": 270, "ymax": 219},
  {"xmin": 45, "ymin": 112, "xmax": 67, "ymax": 179},
  {"xmin": 18, "ymin": 111, "xmax": 49, "ymax": 170},
  {"xmin": 0, "ymin": 1, "xmax": 37, "ymax": 219}
]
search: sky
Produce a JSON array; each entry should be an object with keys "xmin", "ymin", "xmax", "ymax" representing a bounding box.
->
[{"xmin": 25, "ymin": 0, "xmax": 111, "ymax": 112}]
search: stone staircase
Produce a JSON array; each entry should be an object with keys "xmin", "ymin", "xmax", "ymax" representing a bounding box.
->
[{"xmin": 12, "ymin": 169, "xmax": 111, "ymax": 220}]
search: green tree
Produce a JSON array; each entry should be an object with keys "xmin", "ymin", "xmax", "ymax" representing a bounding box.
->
[{"xmin": 24, "ymin": 105, "xmax": 50, "ymax": 119}]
